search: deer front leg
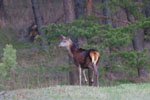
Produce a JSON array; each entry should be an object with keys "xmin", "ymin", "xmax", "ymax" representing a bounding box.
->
[
  {"xmin": 78, "ymin": 65, "xmax": 82, "ymax": 86},
  {"xmin": 82, "ymin": 69, "xmax": 88, "ymax": 84}
]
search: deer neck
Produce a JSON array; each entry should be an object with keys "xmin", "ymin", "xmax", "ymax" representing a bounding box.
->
[{"xmin": 67, "ymin": 42, "xmax": 78, "ymax": 57}]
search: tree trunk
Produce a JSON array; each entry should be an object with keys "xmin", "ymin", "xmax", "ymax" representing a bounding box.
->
[
  {"xmin": 31, "ymin": 0, "xmax": 48, "ymax": 47},
  {"xmin": 68, "ymin": 68, "xmax": 78, "ymax": 85},
  {"xmin": 63, "ymin": 0, "xmax": 75, "ymax": 22},
  {"xmin": 137, "ymin": 67, "xmax": 147, "ymax": 77},
  {"xmin": 101, "ymin": 0, "xmax": 112, "ymax": 25},
  {"xmin": 124, "ymin": 6, "xmax": 147, "ymax": 77},
  {"xmin": 145, "ymin": 1, "xmax": 150, "ymax": 17},
  {"xmin": 68, "ymin": 38, "xmax": 79, "ymax": 85},
  {"xmin": 31, "ymin": 0, "xmax": 43, "ymax": 34},
  {"xmin": 0, "ymin": 0, "xmax": 6, "ymax": 28},
  {"xmin": 132, "ymin": 29, "xmax": 144, "ymax": 51},
  {"xmin": 63, "ymin": 0, "xmax": 77, "ymax": 85},
  {"xmin": 144, "ymin": 1, "xmax": 150, "ymax": 42},
  {"xmin": 0, "ymin": 0, "xmax": 6, "ymax": 18},
  {"xmin": 87, "ymin": 0, "xmax": 93, "ymax": 16},
  {"xmin": 74, "ymin": 0, "xmax": 86, "ymax": 18},
  {"xmin": 132, "ymin": 28, "xmax": 147, "ymax": 77}
]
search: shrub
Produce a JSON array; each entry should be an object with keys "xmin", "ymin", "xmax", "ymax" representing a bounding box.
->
[{"xmin": 0, "ymin": 44, "xmax": 17, "ymax": 77}]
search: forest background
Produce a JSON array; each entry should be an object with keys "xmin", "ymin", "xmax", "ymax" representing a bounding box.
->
[{"xmin": 0, "ymin": 0, "xmax": 150, "ymax": 90}]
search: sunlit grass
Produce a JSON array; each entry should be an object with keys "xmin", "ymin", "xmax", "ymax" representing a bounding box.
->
[{"xmin": 1, "ymin": 83, "xmax": 150, "ymax": 100}]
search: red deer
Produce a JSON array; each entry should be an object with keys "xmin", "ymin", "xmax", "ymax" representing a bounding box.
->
[{"xmin": 58, "ymin": 35, "xmax": 100, "ymax": 86}]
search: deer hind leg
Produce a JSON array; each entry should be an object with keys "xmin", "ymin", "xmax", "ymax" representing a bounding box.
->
[
  {"xmin": 94, "ymin": 65, "xmax": 99, "ymax": 87},
  {"xmin": 91, "ymin": 69, "xmax": 94, "ymax": 83},
  {"xmin": 82, "ymin": 69, "xmax": 88, "ymax": 84},
  {"xmin": 78, "ymin": 65, "xmax": 82, "ymax": 86},
  {"xmin": 88, "ymin": 67, "xmax": 94, "ymax": 86}
]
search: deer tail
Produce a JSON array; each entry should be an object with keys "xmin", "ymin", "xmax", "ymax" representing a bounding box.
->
[{"xmin": 89, "ymin": 50, "xmax": 100, "ymax": 66}]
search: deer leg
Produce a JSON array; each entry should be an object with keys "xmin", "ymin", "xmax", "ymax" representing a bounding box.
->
[
  {"xmin": 94, "ymin": 65, "xmax": 99, "ymax": 87},
  {"xmin": 90, "ymin": 65, "xmax": 95, "ymax": 85},
  {"xmin": 88, "ymin": 67, "xmax": 94, "ymax": 86},
  {"xmin": 82, "ymin": 69, "xmax": 88, "ymax": 84},
  {"xmin": 78, "ymin": 65, "xmax": 82, "ymax": 86},
  {"xmin": 91, "ymin": 70, "xmax": 94, "ymax": 83}
]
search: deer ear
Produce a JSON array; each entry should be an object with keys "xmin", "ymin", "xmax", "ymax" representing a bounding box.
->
[{"xmin": 60, "ymin": 34, "xmax": 66, "ymax": 39}]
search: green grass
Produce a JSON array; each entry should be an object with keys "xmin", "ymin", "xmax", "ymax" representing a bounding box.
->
[{"xmin": 1, "ymin": 83, "xmax": 150, "ymax": 100}]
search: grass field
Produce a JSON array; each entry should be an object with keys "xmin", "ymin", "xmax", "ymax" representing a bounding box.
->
[{"xmin": 0, "ymin": 83, "xmax": 150, "ymax": 100}]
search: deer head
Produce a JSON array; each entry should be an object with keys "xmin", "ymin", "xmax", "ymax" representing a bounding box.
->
[{"xmin": 58, "ymin": 35, "xmax": 72, "ymax": 48}]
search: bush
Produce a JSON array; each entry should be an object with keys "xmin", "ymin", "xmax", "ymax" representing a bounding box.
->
[{"xmin": 0, "ymin": 44, "xmax": 17, "ymax": 77}]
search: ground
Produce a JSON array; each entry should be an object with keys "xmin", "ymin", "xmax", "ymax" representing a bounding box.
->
[{"xmin": 0, "ymin": 83, "xmax": 150, "ymax": 100}]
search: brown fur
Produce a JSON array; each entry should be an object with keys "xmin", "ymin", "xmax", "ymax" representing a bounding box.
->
[
  {"xmin": 69, "ymin": 43, "xmax": 100, "ymax": 69},
  {"xmin": 28, "ymin": 24, "xmax": 39, "ymax": 42}
]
